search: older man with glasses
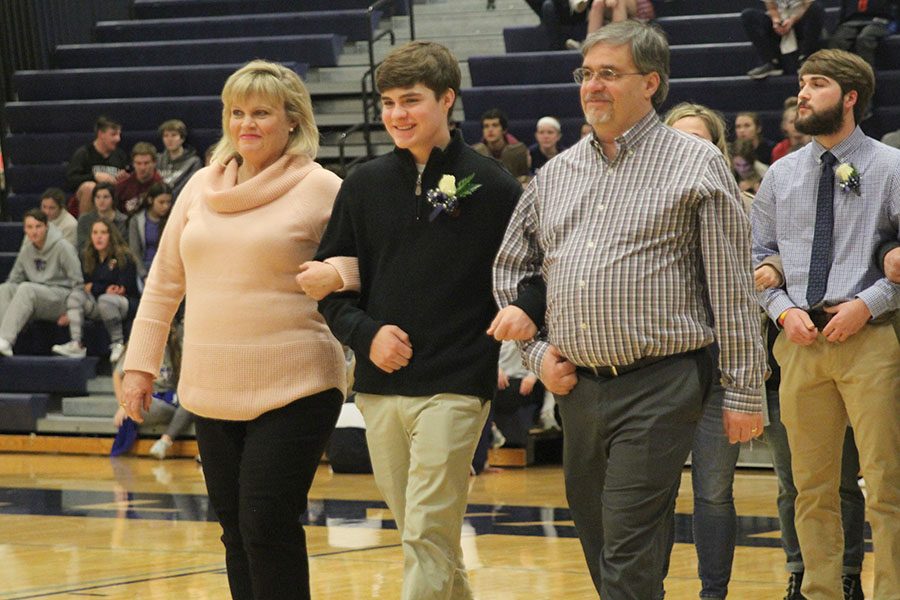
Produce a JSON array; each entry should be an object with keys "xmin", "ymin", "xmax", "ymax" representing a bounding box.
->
[{"xmin": 492, "ymin": 20, "xmax": 767, "ymax": 599}]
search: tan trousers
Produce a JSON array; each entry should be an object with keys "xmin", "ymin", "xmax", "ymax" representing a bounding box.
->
[
  {"xmin": 356, "ymin": 393, "xmax": 490, "ymax": 600},
  {"xmin": 774, "ymin": 323, "xmax": 900, "ymax": 600}
]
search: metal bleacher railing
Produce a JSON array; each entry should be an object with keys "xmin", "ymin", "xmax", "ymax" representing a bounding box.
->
[{"xmin": 339, "ymin": 0, "xmax": 416, "ymax": 174}]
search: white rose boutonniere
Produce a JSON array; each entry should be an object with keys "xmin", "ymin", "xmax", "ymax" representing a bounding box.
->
[
  {"xmin": 835, "ymin": 162, "xmax": 861, "ymax": 196},
  {"xmin": 425, "ymin": 173, "xmax": 482, "ymax": 221}
]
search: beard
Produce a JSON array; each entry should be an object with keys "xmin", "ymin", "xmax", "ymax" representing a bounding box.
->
[{"xmin": 795, "ymin": 97, "xmax": 844, "ymax": 136}]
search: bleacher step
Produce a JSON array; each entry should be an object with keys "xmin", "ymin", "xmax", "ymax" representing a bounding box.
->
[
  {"xmin": 62, "ymin": 395, "xmax": 118, "ymax": 418},
  {"xmin": 0, "ymin": 356, "xmax": 98, "ymax": 395},
  {"xmin": 36, "ymin": 412, "xmax": 171, "ymax": 436}
]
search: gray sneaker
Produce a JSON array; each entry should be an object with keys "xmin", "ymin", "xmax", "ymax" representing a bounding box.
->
[{"xmin": 747, "ymin": 62, "xmax": 784, "ymax": 80}]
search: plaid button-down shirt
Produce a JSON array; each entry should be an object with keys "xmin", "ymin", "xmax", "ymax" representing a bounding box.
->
[{"xmin": 494, "ymin": 111, "xmax": 767, "ymax": 414}]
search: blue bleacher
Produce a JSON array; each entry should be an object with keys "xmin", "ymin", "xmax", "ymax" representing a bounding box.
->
[
  {"xmin": 54, "ymin": 35, "xmax": 344, "ymax": 69},
  {"xmin": 95, "ymin": 10, "xmax": 383, "ymax": 43},
  {"xmin": 131, "ymin": 0, "xmax": 409, "ymax": 19},
  {"xmin": 0, "ymin": 253, "xmax": 16, "ymax": 281},
  {"xmin": 0, "ymin": 356, "xmax": 98, "ymax": 396},
  {"xmin": 0, "ymin": 224, "xmax": 24, "ymax": 252},
  {"xmin": 13, "ymin": 63, "xmax": 306, "ymax": 102},
  {"xmin": 4, "ymin": 165, "xmax": 67, "ymax": 193},
  {"xmin": 3, "ymin": 195, "xmax": 41, "ymax": 222},
  {"xmin": 655, "ymin": 0, "xmax": 839, "ymax": 17}
]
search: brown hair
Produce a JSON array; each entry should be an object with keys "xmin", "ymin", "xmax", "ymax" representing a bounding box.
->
[
  {"xmin": 799, "ymin": 49, "xmax": 875, "ymax": 125},
  {"xmin": 375, "ymin": 41, "xmax": 461, "ymax": 113},
  {"xmin": 23, "ymin": 208, "xmax": 48, "ymax": 225},
  {"xmin": 158, "ymin": 119, "xmax": 187, "ymax": 140},
  {"xmin": 131, "ymin": 141, "xmax": 158, "ymax": 160},
  {"xmin": 81, "ymin": 219, "xmax": 134, "ymax": 277},
  {"xmin": 40, "ymin": 187, "xmax": 66, "ymax": 208},
  {"xmin": 95, "ymin": 115, "xmax": 121, "ymax": 133}
]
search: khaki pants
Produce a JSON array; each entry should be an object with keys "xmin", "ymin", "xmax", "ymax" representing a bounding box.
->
[
  {"xmin": 356, "ymin": 393, "xmax": 489, "ymax": 600},
  {"xmin": 774, "ymin": 323, "xmax": 900, "ymax": 600}
]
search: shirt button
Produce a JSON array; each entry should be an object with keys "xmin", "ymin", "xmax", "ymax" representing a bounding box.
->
[
  {"xmin": 580, "ymin": 322, "xmax": 588, "ymax": 330},
  {"xmin": 607, "ymin": 169, "xmax": 613, "ymax": 175},
  {"xmin": 597, "ymin": 204, "xmax": 604, "ymax": 210},
  {"xmin": 587, "ymin": 241, "xmax": 595, "ymax": 248},
  {"xmin": 579, "ymin": 280, "xmax": 586, "ymax": 288}
]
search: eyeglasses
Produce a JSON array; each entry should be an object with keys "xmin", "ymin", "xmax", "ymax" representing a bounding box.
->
[{"xmin": 573, "ymin": 67, "xmax": 645, "ymax": 84}]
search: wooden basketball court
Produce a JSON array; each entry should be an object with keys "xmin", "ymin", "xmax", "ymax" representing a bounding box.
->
[{"xmin": 0, "ymin": 452, "xmax": 873, "ymax": 599}]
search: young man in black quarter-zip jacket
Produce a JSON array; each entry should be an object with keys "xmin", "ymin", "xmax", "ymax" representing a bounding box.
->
[{"xmin": 298, "ymin": 41, "xmax": 523, "ymax": 600}]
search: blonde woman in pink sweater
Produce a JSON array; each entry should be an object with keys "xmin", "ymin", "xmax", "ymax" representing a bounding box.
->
[{"xmin": 121, "ymin": 60, "xmax": 348, "ymax": 600}]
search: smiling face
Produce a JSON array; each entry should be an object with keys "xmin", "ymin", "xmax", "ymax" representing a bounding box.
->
[
  {"xmin": 24, "ymin": 216, "xmax": 48, "ymax": 249},
  {"xmin": 91, "ymin": 221, "xmax": 111, "ymax": 253},
  {"xmin": 228, "ymin": 94, "xmax": 294, "ymax": 171},
  {"xmin": 579, "ymin": 42, "xmax": 657, "ymax": 142},
  {"xmin": 96, "ymin": 127, "xmax": 121, "ymax": 154},
  {"xmin": 380, "ymin": 83, "xmax": 454, "ymax": 164}
]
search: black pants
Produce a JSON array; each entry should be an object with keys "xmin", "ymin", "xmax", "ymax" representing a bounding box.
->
[
  {"xmin": 195, "ymin": 389, "xmax": 343, "ymax": 600},
  {"xmin": 741, "ymin": 4, "xmax": 824, "ymax": 66}
]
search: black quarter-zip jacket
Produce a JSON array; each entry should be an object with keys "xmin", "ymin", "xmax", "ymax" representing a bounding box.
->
[{"xmin": 316, "ymin": 131, "xmax": 522, "ymax": 400}]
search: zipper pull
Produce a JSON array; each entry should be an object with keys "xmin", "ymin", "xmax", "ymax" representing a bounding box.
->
[{"xmin": 415, "ymin": 172, "xmax": 423, "ymax": 196}]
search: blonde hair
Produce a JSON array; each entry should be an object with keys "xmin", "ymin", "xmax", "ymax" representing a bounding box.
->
[
  {"xmin": 664, "ymin": 102, "xmax": 730, "ymax": 162},
  {"xmin": 211, "ymin": 60, "xmax": 318, "ymax": 165}
]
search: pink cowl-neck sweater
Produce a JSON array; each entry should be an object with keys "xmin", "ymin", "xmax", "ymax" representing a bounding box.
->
[{"xmin": 123, "ymin": 154, "xmax": 348, "ymax": 420}]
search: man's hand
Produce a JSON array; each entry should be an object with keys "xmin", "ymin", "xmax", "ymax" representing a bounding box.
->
[
  {"xmin": 884, "ymin": 246, "xmax": 900, "ymax": 283},
  {"xmin": 369, "ymin": 325, "xmax": 413, "ymax": 373},
  {"xmin": 782, "ymin": 308, "xmax": 818, "ymax": 345},
  {"xmin": 57, "ymin": 313, "xmax": 69, "ymax": 327},
  {"xmin": 121, "ymin": 371, "xmax": 154, "ymax": 424},
  {"xmin": 723, "ymin": 409, "xmax": 764, "ymax": 444},
  {"xmin": 106, "ymin": 284, "xmax": 125, "ymax": 296},
  {"xmin": 822, "ymin": 299, "xmax": 871, "ymax": 343},
  {"xmin": 497, "ymin": 367, "xmax": 510, "ymax": 390},
  {"xmin": 519, "ymin": 373, "xmax": 538, "ymax": 396},
  {"xmin": 487, "ymin": 305, "xmax": 538, "ymax": 341},
  {"xmin": 540, "ymin": 345, "xmax": 578, "ymax": 396},
  {"xmin": 296, "ymin": 261, "xmax": 343, "ymax": 300},
  {"xmin": 754, "ymin": 264, "xmax": 782, "ymax": 291},
  {"xmin": 96, "ymin": 172, "xmax": 118, "ymax": 184}
]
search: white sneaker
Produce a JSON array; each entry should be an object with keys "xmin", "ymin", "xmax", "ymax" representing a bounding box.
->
[
  {"xmin": 51, "ymin": 340, "xmax": 86, "ymax": 358},
  {"xmin": 109, "ymin": 342, "xmax": 125, "ymax": 363},
  {"xmin": 565, "ymin": 38, "xmax": 581, "ymax": 50},
  {"xmin": 0, "ymin": 338, "xmax": 12, "ymax": 357},
  {"xmin": 149, "ymin": 438, "xmax": 172, "ymax": 460}
]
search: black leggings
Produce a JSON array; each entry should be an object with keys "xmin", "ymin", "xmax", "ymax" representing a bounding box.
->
[{"xmin": 195, "ymin": 389, "xmax": 343, "ymax": 600}]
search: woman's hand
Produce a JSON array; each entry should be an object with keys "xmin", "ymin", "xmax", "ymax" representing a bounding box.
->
[
  {"xmin": 295, "ymin": 261, "xmax": 344, "ymax": 300},
  {"xmin": 121, "ymin": 371, "xmax": 154, "ymax": 424}
]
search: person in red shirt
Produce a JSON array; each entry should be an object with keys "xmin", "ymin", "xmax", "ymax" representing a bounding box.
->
[{"xmin": 114, "ymin": 142, "xmax": 163, "ymax": 215}]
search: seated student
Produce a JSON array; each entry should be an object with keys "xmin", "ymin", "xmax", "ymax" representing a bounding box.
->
[
  {"xmin": 731, "ymin": 138, "xmax": 769, "ymax": 190},
  {"xmin": 156, "ymin": 119, "xmax": 203, "ymax": 200},
  {"xmin": 494, "ymin": 340, "xmax": 546, "ymax": 448},
  {"xmin": 829, "ymin": 0, "xmax": 896, "ymax": 68},
  {"xmin": 37, "ymin": 188, "xmax": 78, "ymax": 248},
  {"xmin": 0, "ymin": 209, "xmax": 82, "ymax": 357},
  {"xmin": 771, "ymin": 97, "xmax": 811, "ymax": 162},
  {"xmin": 471, "ymin": 108, "xmax": 530, "ymax": 183},
  {"xmin": 110, "ymin": 317, "xmax": 195, "ymax": 459},
  {"xmin": 115, "ymin": 142, "xmax": 163, "ymax": 215},
  {"xmin": 52, "ymin": 220, "xmax": 139, "ymax": 362},
  {"xmin": 742, "ymin": 0, "xmax": 825, "ymax": 79},
  {"xmin": 528, "ymin": 116, "xmax": 565, "ymax": 173},
  {"xmin": 128, "ymin": 182, "xmax": 173, "ymax": 281},
  {"xmin": 76, "ymin": 182, "xmax": 127, "ymax": 251},
  {"xmin": 734, "ymin": 111, "xmax": 776, "ymax": 165},
  {"xmin": 66, "ymin": 115, "xmax": 129, "ymax": 217},
  {"xmin": 565, "ymin": 0, "xmax": 655, "ymax": 48},
  {"xmin": 326, "ymin": 394, "xmax": 373, "ymax": 474}
]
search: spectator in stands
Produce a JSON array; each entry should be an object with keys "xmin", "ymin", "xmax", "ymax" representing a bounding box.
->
[
  {"xmin": 39, "ymin": 187, "xmax": 77, "ymax": 247},
  {"xmin": 0, "ymin": 209, "xmax": 82, "ymax": 357},
  {"xmin": 742, "ymin": 0, "xmax": 825, "ymax": 79},
  {"xmin": 157, "ymin": 119, "xmax": 203, "ymax": 200},
  {"xmin": 829, "ymin": 0, "xmax": 897, "ymax": 68},
  {"xmin": 76, "ymin": 183, "xmax": 127, "ymax": 251},
  {"xmin": 771, "ymin": 97, "xmax": 812, "ymax": 162},
  {"xmin": 111, "ymin": 317, "xmax": 194, "ymax": 459},
  {"xmin": 52, "ymin": 220, "xmax": 139, "ymax": 363},
  {"xmin": 115, "ymin": 142, "xmax": 163, "ymax": 215},
  {"xmin": 494, "ymin": 340, "xmax": 547, "ymax": 448},
  {"xmin": 529, "ymin": 116, "xmax": 565, "ymax": 173},
  {"xmin": 735, "ymin": 111, "xmax": 776, "ymax": 165},
  {"xmin": 66, "ymin": 116, "xmax": 129, "ymax": 217},
  {"xmin": 751, "ymin": 48, "xmax": 898, "ymax": 600},
  {"xmin": 525, "ymin": 0, "xmax": 590, "ymax": 50},
  {"xmin": 472, "ymin": 108, "xmax": 530, "ymax": 182},
  {"xmin": 732, "ymin": 138, "xmax": 769, "ymax": 190},
  {"xmin": 121, "ymin": 59, "xmax": 346, "ymax": 600},
  {"xmin": 882, "ymin": 128, "xmax": 900, "ymax": 149},
  {"xmin": 128, "ymin": 182, "xmax": 173, "ymax": 281},
  {"xmin": 566, "ymin": 0, "xmax": 656, "ymax": 49},
  {"xmin": 580, "ymin": 121, "xmax": 593, "ymax": 138},
  {"xmin": 326, "ymin": 394, "xmax": 373, "ymax": 474}
]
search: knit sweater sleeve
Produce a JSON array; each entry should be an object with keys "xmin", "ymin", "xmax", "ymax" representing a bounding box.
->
[
  {"xmin": 122, "ymin": 173, "xmax": 194, "ymax": 376},
  {"xmin": 315, "ymin": 181, "xmax": 384, "ymax": 359}
]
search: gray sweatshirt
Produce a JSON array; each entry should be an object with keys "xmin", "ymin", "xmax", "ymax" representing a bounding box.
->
[{"xmin": 7, "ymin": 224, "xmax": 83, "ymax": 289}]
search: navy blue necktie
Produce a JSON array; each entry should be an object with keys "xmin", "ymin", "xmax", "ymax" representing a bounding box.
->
[{"xmin": 807, "ymin": 151, "xmax": 837, "ymax": 307}]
